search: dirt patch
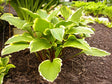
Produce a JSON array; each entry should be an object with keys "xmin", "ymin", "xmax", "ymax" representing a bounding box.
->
[{"xmin": 0, "ymin": 22, "xmax": 112, "ymax": 84}]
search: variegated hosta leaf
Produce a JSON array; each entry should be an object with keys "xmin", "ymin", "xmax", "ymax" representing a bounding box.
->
[
  {"xmin": 67, "ymin": 27, "xmax": 94, "ymax": 34},
  {"xmin": 5, "ymin": 64, "xmax": 15, "ymax": 74},
  {"xmin": 83, "ymin": 47, "xmax": 110, "ymax": 56},
  {"xmin": 37, "ymin": 9, "xmax": 48, "ymax": 19},
  {"xmin": 1, "ymin": 42, "xmax": 29, "ymax": 56},
  {"xmin": 30, "ymin": 38, "xmax": 52, "ymax": 53},
  {"xmin": 55, "ymin": 21, "xmax": 73, "ymax": 28},
  {"xmin": 21, "ymin": 8, "xmax": 40, "ymax": 19},
  {"xmin": 51, "ymin": 17, "xmax": 59, "ymax": 24},
  {"xmin": 33, "ymin": 18, "xmax": 53, "ymax": 32},
  {"xmin": 63, "ymin": 35, "xmax": 90, "ymax": 50},
  {"xmin": 47, "ymin": 9, "xmax": 59, "ymax": 21},
  {"xmin": 60, "ymin": 6, "xmax": 72, "ymax": 20},
  {"xmin": 39, "ymin": 58, "xmax": 62, "ymax": 82},
  {"xmin": 5, "ymin": 34, "xmax": 33, "ymax": 44},
  {"xmin": 50, "ymin": 28, "xmax": 65, "ymax": 42},
  {"xmin": 0, "ymin": 13, "xmax": 26, "ymax": 29},
  {"xmin": 70, "ymin": 8, "xmax": 83, "ymax": 22},
  {"xmin": 1, "ymin": 56, "xmax": 9, "ymax": 66}
]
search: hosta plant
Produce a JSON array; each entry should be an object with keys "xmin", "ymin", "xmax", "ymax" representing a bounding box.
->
[
  {"xmin": 0, "ymin": 6, "xmax": 110, "ymax": 82},
  {"xmin": 0, "ymin": 55, "xmax": 15, "ymax": 84}
]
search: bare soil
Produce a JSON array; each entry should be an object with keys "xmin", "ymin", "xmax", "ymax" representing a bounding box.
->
[{"xmin": 0, "ymin": 22, "xmax": 112, "ymax": 84}]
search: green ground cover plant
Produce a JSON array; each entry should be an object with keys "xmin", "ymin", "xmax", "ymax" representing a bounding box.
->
[
  {"xmin": 0, "ymin": 56, "xmax": 15, "ymax": 84},
  {"xmin": 0, "ymin": 6, "xmax": 110, "ymax": 82},
  {"xmin": 72, "ymin": 1, "xmax": 112, "ymax": 19},
  {"xmin": 71, "ymin": 1, "xmax": 112, "ymax": 28}
]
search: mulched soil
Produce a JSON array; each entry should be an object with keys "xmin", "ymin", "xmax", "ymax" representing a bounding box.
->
[{"xmin": 0, "ymin": 22, "xmax": 112, "ymax": 84}]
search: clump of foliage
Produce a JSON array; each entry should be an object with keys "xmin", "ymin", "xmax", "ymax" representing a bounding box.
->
[
  {"xmin": 0, "ymin": 55, "xmax": 15, "ymax": 84},
  {"xmin": 103, "ymin": 6, "xmax": 112, "ymax": 20},
  {"xmin": 7, "ymin": 0, "xmax": 61, "ymax": 22},
  {"xmin": 0, "ymin": 6, "xmax": 110, "ymax": 82},
  {"xmin": 95, "ymin": 17, "xmax": 112, "ymax": 28},
  {"xmin": 71, "ymin": 1, "xmax": 112, "ymax": 21}
]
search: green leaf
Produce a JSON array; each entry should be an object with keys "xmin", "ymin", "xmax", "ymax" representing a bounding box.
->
[
  {"xmin": 22, "ymin": 22, "xmax": 33, "ymax": 29},
  {"xmin": 1, "ymin": 56, "xmax": 9, "ymax": 66},
  {"xmin": 47, "ymin": 9, "xmax": 59, "ymax": 21},
  {"xmin": 0, "ymin": 13, "xmax": 26, "ymax": 29},
  {"xmin": 30, "ymin": 39, "xmax": 52, "ymax": 53},
  {"xmin": 60, "ymin": 6, "xmax": 71, "ymax": 20},
  {"xmin": 50, "ymin": 28, "xmax": 65, "ymax": 42},
  {"xmin": 5, "ymin": 34, "xmax": 33, "ymax": 44},
  {"xmin": 51, "ymin": 17, "xmax": 59, "ymax": 24},
  {"xmin": 21, "ymin": 8, "xmax": 40, "ymax": 19},
  {"xmin": 55, "ymin": 21, "xmax": 73, "ymax": 28},
  {"xmin": 1, "ymin": 42, "xmax": 29, "ymax": 56},
  {"xmin": 70, "ymin": 8, "xmax": 83, "ymax": 22},
  {"xmin": 33, "ymin": 18, "xmax": 53, "ymax": 32},
  {"xmin": 37, "ymin": 9, "xmax": 48, "ymax": 19},
  {"xmin": 39, "ymin": 58, "xmax": 62, "ymax": 82},
  {"xmin": 5, "ymin": 64, "xmax": 15, "ymax": 74},
  {"xmin": 67, "ymin": 27, "xmax": 94, "ymax": 34},
  {"xmin": 63, "ymin": 35, "xmax": 90, "ymax": 50},
  {"xmin": 0, "ymin": 73, "xmax": 4, "ymax": 84},
  {"xmin": 83, "ymin": 47, "xmax": 111, "ymax": 56},
  {"xmin": 0, "ymin": 67, "xmax": 6, "ymax": 73},
  {"xmin": 43, "ymin": 30, "xmax": 56, "ymax": 43}
]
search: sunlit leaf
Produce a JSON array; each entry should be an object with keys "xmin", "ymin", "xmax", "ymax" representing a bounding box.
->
[
  {"xmin": 30, "ymin": 38, "xmax": 52, "ymax": 52},
  {"xmin": 83, "ymin": 47, "xmax": 110, "ymax": 56},
  {"xmin": 60, "ymin": 6, "xmax": 71, "ymax": 20},
  {"xmin": 21, "ymin": 8, "xmax": 40, "ymax": 19},
  {"xmin": 1, "ymin": 42, "xmax": 29, "ymax": 56},
  {"xmin": 67, "ymin": 27, "xmax": 94, "ymax": 34},
  {"xmin": 1, "ymin": 56, "xmax": 9, "ymax": 66},
  {"xmin": 55, "ymin": 21, "xmax": 73, "ymax": 28},
  {"xmin": 0, "ymin": 13, "xmax": 26, "ymax": 29},
  {"xmin": 39, "ymin": 58, "xmax": 62, "ymax": 82},
  {"xmin": 50, "ymin": 28, "xmax": 65, "ymax": 42},
  {"xmin": 33, "ymin": 18, "xmax": 53, "ymax": 32},
  {"xmin": 70, "ymin": 8, "xmax": 83, "ymax": 22},
  {"xmin": 47, "ymin": 9, "xmax": 59, "ymax": 21},
  {"xmin": 5, "ymin": 34, "xmax": 33, "ymax": 44},
  {"xmin": 5, "ymin": 64, "xmax": 15, "ymax": 74},
  {"xmin": 37, "ymin": 9, "xmax": 48, "ymax": 19},
  {"xmin": 63, "ymin": 35, "xmax": 90, "ymax": 50}
]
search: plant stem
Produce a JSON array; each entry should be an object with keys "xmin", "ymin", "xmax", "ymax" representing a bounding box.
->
[
  {"xmin": 49, "ymin": 48, "xmax": 55, "ymax": 62},
  {"xmin": 63, "ymin": 51, "xmax": 84, "ymax": 63},
  {"xmin": 71, "ymin": 51, "xmax": 84, "ymax": 58},
  {"xmin": 35, "ymin": 52, "xmax": 39, "ymax": 58},
  {"xmin": 38, "ymin": 51, "xmax": 44, "ymax": 61},
  {"xmin": 43, "ymin": 50, "xmax": 48, "ymax": 60},
  {"xmin": 34, "ymin": 52, "xmax": 41, "ymax": 62}
]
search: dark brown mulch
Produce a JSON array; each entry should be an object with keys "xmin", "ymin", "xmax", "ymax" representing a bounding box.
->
[{"xmin": 0, "ymin": 22, "xmax": 112, "ymax": 84}]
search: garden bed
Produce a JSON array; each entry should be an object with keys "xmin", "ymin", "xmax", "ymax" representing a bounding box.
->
[{"xmin": 0, "ymin": 22, "xmax": 112, "ymax": 84}]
